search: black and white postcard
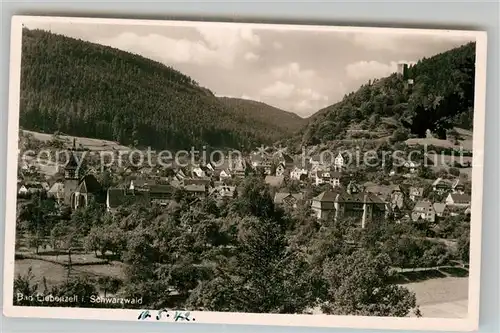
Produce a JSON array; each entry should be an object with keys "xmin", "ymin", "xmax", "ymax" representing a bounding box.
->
[{"xmin": 3, "ymin": 15, "xmax": 487, "ymax": 331}]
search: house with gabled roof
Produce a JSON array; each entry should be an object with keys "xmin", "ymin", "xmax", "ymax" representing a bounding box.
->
[
  {"xmin": 275, "ymin": 162, "xmax": 289, "ymax": 177},
  {"xmin": 432, "ymin": 177, "xmax": 452, "ymax": 195},
  {"xmin": 403, "ymin": 160, "xmax": 418, "ymax": 174},
  {"xmin": 273, "ymin": 192, "xmax": 304, "ymax": 209},
  {"xmin": 210, "ymin": 184, "xmax": 236, "ymax": 201},
  {"xmin": 451, "ymin": 178, "xmax": 466, "ymax": 194},
  {"xmin": 309, "ymin": 154, "xmax": 323, "ymax": 166},
  {"xmin": 72, "ymin": 174, "xmax": 102, "ymax": 210},
  {"xmin": 411, "ymin": 200, "xmax": 436, "ymax": 222},
  {"xmin": 334, "ymin": 152, "xmax": 345, "ymax": 169},
  {"xmin": 390, "ymin": 184, "xmax": 406, "ymax": 210},
  {"xmin": 214, "ymin": 168, "xmax": 232, "ymax": 181},
  {"xmin": 311, "ymin": 182, "xmax": 386, "ymax": 228},
  {"xmin": 184, "ymin": 184, "xmax": 207, "ymax": 198},
  {"xmin": 264, "ymin": 175, "xmax": 285, "ymax": 188},
  {"xmin": 183, "ymin": 177, "xmax": 211, "ymax": 187},
  {"xmin": 433, "ymin": 202, "xmax": 450, "ymax": 218},
  {"xmin": 409, "ymin": 186, "xmax": 424, "ymax": 202},
  {"xmin": 445, "ymin": 193, "xmax": 471, "ymax": 207},
  {"xmin": 47, "ymin": 181, "xmax": 65, "ymax": 204},
  {"xmin": 314, "ymin": 170, "xmax": 341, "ymax": 187},
  {"xmin": 174, "ymin": 168, "xmax": 187, "ymax": 180},
  {"xmin": 274, "ymin": 151, "xmax": 294, "ymax": 169},
  {"xmin": 17, "ymin": 182, "xmax": 44, "ymax": 197},
  {"xmin": 191, "ymin": 165, "xmax": 207, "ymax": 178},
  {"xmin": 129, "ymin": 178, "xmax": 157, "ymax": 191},
  {"xmin": 147, "ymin": 184, "xmax": 175, "ymax": 200}
]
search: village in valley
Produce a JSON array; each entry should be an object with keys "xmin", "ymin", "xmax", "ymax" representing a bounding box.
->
[
  {"xmin": 18, "ymin": 128, "xmax": 473, "ymax": 231},
  {"xmin": 13, "ymin": 25, "xmax": 476, "ymax": 319},
  {"xmin": 14, "ymin": 114, "xmax": 474, "ymax": 318}
]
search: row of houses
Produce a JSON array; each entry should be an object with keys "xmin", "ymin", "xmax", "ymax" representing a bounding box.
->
[
  {"xmin": 106, "ymin": 177, "xmax": 237, "ymax": 213},
  {"xmin": 411, "ymin": 193, "xmax": 471, "ymax": 222}
]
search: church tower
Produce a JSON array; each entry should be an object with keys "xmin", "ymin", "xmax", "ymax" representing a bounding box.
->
[{"xmin": 64, "ymin": 139, "xmax": 81, "ymax": 206}]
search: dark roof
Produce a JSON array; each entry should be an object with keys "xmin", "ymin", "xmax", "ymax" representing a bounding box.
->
[
  {"xmin": 449, "ymin": 193, "xmax": 471, "ymax": 204},
  {"xmin": 277, "ymin": 153, "xmax": 294, "ymax": 164},
  {"xmin": 24, "ymin": 183, "xmax": 44, "ymax": 189},
  {"xmin": 274, "ymin": 192, "xmax": 304, "ymax": 204},
  {"xmin": 183, "ymin": 178, "xmax": 211, "ymax": 186},
  {"xmin": 149, "ymin": 184, "xmax": 175, "ymax": 194},
  {"xmin": 312, "ymin": 191, "xmax": 339, "ymax": 203},
  {"xmin": 107, "ymin": 188, "xmax": 127, "ymax": 209},
  {"xmin": 313, "ymin": 189, "xmax": 385, "ymax": 205},
  {"xmin": 66, "ymin": 151, "xmax": 79, "ymax": 168},
  {"xmin": 77, "ymin": 174, "xmax": 101, "ymax": 193}
]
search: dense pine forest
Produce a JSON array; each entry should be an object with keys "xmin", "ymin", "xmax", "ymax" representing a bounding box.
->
[
  {"xmin": 20, "ymin": 28, "xmax": 475, "ymax": 151},
  {"xmin": 20, "ymin": 28, "xmax": 303, "ymax": 151},
  {"xmin": 218, "ymin": 97, "xmax": 306, "ymax": 137},
  {"xmin": 298, "ymin": 42, "xmax": 476, "ymax": 146}
]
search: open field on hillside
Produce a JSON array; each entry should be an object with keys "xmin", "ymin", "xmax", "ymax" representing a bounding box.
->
[
  {"xmin": 405, "ymin": 128, "xmax": 473, "ymax": 151},
  {"xmin": 22, "ymin": 130, "xmax": 130, "ymax": 152}
]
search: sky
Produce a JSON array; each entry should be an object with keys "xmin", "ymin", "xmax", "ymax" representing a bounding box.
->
[{"xmin": 24, "ymin": 21, "xmax": 474, "ymax": 118}]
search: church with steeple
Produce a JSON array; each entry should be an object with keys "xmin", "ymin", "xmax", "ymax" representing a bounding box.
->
[{"xmin": 63, "ymin": 139, "xmax": 102, "ymax": 210}]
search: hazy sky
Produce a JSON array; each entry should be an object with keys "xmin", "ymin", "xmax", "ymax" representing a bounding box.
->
[{"xmin": 24, "ymin": 21, "xmax": 473, "ymax": 118}]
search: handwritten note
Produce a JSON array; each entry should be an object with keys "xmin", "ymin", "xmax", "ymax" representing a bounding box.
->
[{"xmin": 138, "ymin": 309, "xmax": 195, "ymax": 322}]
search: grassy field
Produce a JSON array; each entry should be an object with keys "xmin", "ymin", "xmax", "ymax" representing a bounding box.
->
[
  {"xmin": 15, "ymin": 258, "xmax": 468, "ymax": 317},
  {"xmin": 405, "ymin": 277, "xmax": 469, "ymax": 318},
  {"xmin": 22, "ymin": 130, "xmax": 130, "ymax": 152},
  {"xmin": 14, "ymin": 259, "xmax": 125, "ymax": 292},
  {"xmin": 405, "ymin": 128, "xmax": 473, "ymax": 151}
]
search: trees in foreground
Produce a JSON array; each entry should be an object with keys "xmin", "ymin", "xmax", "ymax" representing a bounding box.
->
[{"xmin": 15, "ymin": 176, "xmax": 425, "ymax": 317}]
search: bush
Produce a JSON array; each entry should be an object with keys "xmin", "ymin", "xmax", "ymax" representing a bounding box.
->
[
  {"xmin": 449, "ymin": 167, "xmax": 460, "ymax": 177},
  {"xmin": 389, "ymin": 128, "xmax": 409, "ymax": 144}
]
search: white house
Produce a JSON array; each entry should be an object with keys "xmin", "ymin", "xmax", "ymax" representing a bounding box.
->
[
  {"xmin": 403, "ymin": 161, "xmax": 418, "ymax": 173},
  {"xmin": 275, "ymin": 163, "xmax": 286, "ymax": 177},
  {"xmin": 219, "ymin": 169, "xmax": 232, "ymax": 180},
  {"xmin": 290, "ymin": 167, "xmax": 309, "ymax": 181},
  {"xmin": 409, "ymin": 187, "xmax": 424, "ymax": 202},
  {"xmin": 192, "ymin": 166, "xmax": 206, "ymax": 178},
  {"xmin": 314, "ymin": 170, "xmax": 341, "ymax": 187},
  {"xmin": 334, "ymin": 152, "xmax": 345, "ymax": 169},
  {"xmin": 210, "ymin": 185, "xmax": 236, "ymax": 199}
]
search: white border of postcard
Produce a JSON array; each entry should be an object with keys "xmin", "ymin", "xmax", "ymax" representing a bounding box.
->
[{"xmin": 3, "ymin": 15, "xmax": 487, "ymax": 332}]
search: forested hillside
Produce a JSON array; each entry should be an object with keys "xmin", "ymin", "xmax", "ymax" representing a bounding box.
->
[
  {"xmin": 299, "ymin": 42, "xmax": 476, "ymax": 146},
  {"xmin": 218, "ymin": 97, "xmax": 306, "ymax": 136},
  {"xmin": 20, "ymin": 29, "xmax": 296, "ymax": 151}
]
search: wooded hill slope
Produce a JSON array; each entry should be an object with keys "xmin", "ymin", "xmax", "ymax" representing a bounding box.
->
[
  {"xmin": 218, "ymin": 97, "xmax": 306, "ymax": 136},
  {"xmin": 297, "ymin": 42, "xmax": 476, "ymax": 147},
  {"xmin": 20, "ymin": 28, "xmax": 302, "ymax": 151}
]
